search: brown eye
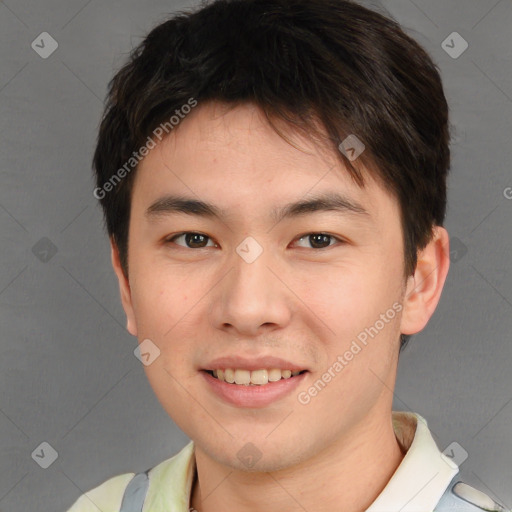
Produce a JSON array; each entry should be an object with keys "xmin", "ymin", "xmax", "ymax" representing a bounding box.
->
[
  {"xmin": 294, "ymin": 233, "xmax": 343, "ymax": 249},
  {"xmin": 166, "ymin": 232, "xmax": 216, "ymax": 249}
]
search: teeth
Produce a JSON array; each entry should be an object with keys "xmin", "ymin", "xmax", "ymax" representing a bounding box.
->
[
  {"xmin": 234, "ymin": 369, "xmax": 251, "ymax": 385},
  {"xmin": 210, "ymin": 368, "xmax": 303, "ymax": 385},
  {"xmin": 224, "ymin": 368, "xmax": 235, "ymax": 383},
  {"xmin": 268, "ymin": 368, "xmax": 282, "ymax": 382}
]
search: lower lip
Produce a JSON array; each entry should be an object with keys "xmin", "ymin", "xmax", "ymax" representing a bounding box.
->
[{"xmin": 201, "ymin": 370, "xmax": 308, "ymax": 408}]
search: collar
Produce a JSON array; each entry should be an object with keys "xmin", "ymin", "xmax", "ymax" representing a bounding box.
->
[
  {"xmin": 366, "ymin": 411, "xmax": 459, "ymax": 511},
  {"xmin": 146, "ymin": 411, "xmax": 459, "ymax": 511}
]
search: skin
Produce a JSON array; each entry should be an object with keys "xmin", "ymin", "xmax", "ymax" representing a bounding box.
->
[{"xmin": 111, "ymin": 101, "xmax": 450, "ymax": 512}]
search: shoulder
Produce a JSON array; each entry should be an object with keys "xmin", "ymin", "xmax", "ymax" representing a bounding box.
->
[
  {"xmin": 65, "ymin": 441, "xmax": 195, "ymax": 512},
  {"xmin": 65, "ymin": 472, "xmax": 135, "ymax": 512},
  {"xmin": 436, "ymin": 477, "xmax": 509, "ymax": 512}
]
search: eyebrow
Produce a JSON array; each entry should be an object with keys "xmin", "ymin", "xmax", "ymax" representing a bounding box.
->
[{"xmin": 145, "ymin": 192, "xmax": 370, "ymax": 224}]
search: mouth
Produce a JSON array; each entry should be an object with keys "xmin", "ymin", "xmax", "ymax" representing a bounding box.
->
[{"xmin": 203, "ymin": 368, "xmax": 308, "ymax": 386}]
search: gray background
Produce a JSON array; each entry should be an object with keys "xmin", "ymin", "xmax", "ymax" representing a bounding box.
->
[{"xmin": 0, "ymin": 0, "xmax": 511, "ymax": 510}]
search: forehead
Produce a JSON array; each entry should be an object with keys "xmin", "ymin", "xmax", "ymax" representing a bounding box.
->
[{"xmin": 133, "ymin": 102, "xmax": 398, "ymax": 226}]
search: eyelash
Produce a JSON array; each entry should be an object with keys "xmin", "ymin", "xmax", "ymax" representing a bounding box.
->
[{"xmin": 164, "ymin": 232, "xmax": 346, "ymax": 250}]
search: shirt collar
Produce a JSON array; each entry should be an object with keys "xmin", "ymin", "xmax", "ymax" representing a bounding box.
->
[
  {"xmin": 366, "ymin": 411, "xmax": 459, "ymax": 512},
  {"xmin": 147, "ymin": 411, "xmax": 458, "ymax": 511}
]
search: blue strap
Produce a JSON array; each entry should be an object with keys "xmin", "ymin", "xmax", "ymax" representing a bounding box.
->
[
  {"xmin": 119, "ymin": 470, "xmax": 150, "ymax": 512},
  {"xmin": 119, "ymin": 469, "xmax": 509, "ymax": 512},
  {"xmin": 435, "ymin": 474, "xmax": 509, "ymax": 511}
]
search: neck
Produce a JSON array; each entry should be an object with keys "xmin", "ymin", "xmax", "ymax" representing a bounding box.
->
[{"xmin": 190, "ymin": 411, "xmax": 407, "ymax": 512}]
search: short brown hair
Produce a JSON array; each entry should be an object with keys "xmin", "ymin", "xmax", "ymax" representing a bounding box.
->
[{"xmin": 93, "ymin": 0, "xmax": 451, "ymax": 352}]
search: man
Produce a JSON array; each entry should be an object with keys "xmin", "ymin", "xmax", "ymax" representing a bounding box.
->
[{"xmin": 67, "ymin": 0, "xmax": 509, "ymax": 510}]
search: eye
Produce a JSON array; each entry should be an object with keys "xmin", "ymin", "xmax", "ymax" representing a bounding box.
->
[
  {"xmin": 164, "ymin": 232, "xmax": 345, "ymax": 250},
  {"xmin": 293, "ymin": 233, "xmax": 344, "ymax": 249},
  {"xmin": 165, "ymin": 232, "xmax": 217, "ymax": 249}
]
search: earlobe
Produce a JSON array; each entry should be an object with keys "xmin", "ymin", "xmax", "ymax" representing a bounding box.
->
[
  {"xmin": 400, "ymin": 226, "xmax": 450, "ymax": 336},
  {"xmin": 110, "ymin": 239, "xmax": 138, "ymax": 337}
]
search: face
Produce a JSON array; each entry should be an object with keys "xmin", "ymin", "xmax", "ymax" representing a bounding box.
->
[{"xmin": 112, "ymin": 101, "xmax": 445, "ymax": 472}]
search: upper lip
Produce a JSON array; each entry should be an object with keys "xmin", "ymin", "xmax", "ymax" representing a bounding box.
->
[{"xmin": 203, "ymin": 356, "xmax": 308, "ymax": 372}]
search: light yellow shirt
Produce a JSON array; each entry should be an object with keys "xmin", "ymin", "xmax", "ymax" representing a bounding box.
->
[{"xmin": 66, "ymin": 411, "xmax": 459, "ymax": 511}]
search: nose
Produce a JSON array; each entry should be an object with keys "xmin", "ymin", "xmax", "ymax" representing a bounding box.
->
[{"xmin": 209, "ymin": 240, "xmax": 293, "ymax": 337}]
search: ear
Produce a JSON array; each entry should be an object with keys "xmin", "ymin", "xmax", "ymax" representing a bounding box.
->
[
  {"xmin": 110, "ymin": 238, "xmax": 138, "ymax": 337},
  {"xmin": 400, "ymin": 226, "xmax": 450, "ymax": 335}
]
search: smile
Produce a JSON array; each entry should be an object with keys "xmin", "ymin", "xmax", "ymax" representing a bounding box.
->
[{"xmin": 206, "ymin": 368, "xmax": 307, "ymax": 386}]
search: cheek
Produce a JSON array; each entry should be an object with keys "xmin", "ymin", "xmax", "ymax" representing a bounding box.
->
[
  {"xmin": 296, "ymin": 263, "xmax": 380, "ymax": 328},
  {"xmin": 297, "ymin": 258, "xmax": 402, "ymax": 359},
  {"xmin": 129, "ymin": 279, "xmax": 194, "ymax": 367},
  {"xmin": 131, "ymin": 278, "xmax": 199, "ymax": 394}
]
